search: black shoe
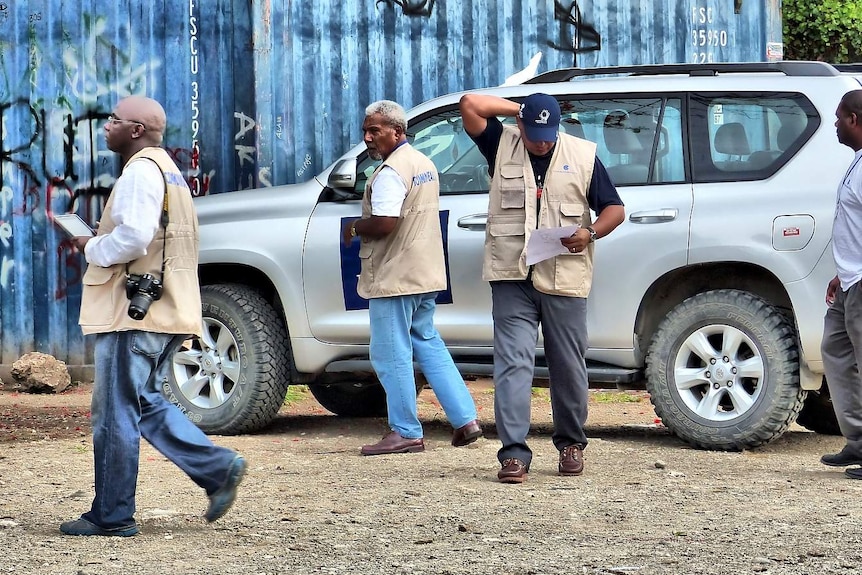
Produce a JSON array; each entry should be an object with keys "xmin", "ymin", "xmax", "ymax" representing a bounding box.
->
[
  {"xmin": 845, "ymin": 467, "xmax": 862, "ymax": 480},
  {"xmin": 205, "ymin": 455, "xmax": 247, "ymax": 522},
  {"xmin": 820, "ymin": 447, "xmax": 862, "ymax": 467},
  {"xmin": 59, "ymin": 517, "xmax": 139, "ymax": 537}
]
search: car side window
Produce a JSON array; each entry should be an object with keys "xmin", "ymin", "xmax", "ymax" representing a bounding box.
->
[
  {"xmin": 689, "ymin": 93, "xmax": 819, "ymax": 183},
  {"xmin": 556, "ymin": 97, "xmax": 685, "ymax": 186},
  {"xmin": 355, "ymin": 109, "xmax": 490, "ymax": 196}
]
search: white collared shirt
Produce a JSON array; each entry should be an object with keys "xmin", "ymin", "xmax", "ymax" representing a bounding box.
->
[
  {"xmin": 370, "ymin": 166, "xmax": 408, "ymax": 216},
  {"xmin": 833, "ymin": 149, "xmax": 862, "ymax": 290},
  {"xmin": 84, "ymin": 159, "xmax": 164, "ymax": 268}
]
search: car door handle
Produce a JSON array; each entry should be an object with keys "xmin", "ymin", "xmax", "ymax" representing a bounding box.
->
[
  {"xmin": 628, "ymin": 209, "xmax": 678, "ymax": 224},
  {"xmin": 457, "ymin": 214, "xmax": 488, "ymax": 231}
]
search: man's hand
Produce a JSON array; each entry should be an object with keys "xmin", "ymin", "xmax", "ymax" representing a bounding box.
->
[
  {"xmin": 342, "ymin": 219, "xmax": 358, "ymax": 247},
  {"xmin": 826, "ymin": 275, "xmax": 840, "ymax": 305},
  {"xmin": 560, "ymin": 228, "xmax": 591, "ymax": 253},
  {"xmin": 71, "ymin": 236, "xmax": 91, "ymax": 252}
]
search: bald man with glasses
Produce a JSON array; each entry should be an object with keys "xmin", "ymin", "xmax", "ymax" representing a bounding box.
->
[{"xmin": 60, "ymin": 96, "xmax": 246, "ymax": 537}]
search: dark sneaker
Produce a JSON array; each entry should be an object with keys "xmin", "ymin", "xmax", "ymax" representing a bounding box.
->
[
  {"xmin": 845, "ymin": 467, "xmax": 862, "ymax": 480},
  {"xmin": 59, "ymin": 517, "xmax": 139, "ymax": 537},
  {"xmin": 559, "ymin": 445, "xmax": 585, "ymax": 476},
  {"xmin": 820, "ymin": 447, "xmax": 862, "ymax": 467},
  {"xmin": 497, "ymin": 458, "xmax": 528, "ymax": 484},
  {"xmin": 205, "ymin": 454, "xmax": 247, "ymax": 522}
]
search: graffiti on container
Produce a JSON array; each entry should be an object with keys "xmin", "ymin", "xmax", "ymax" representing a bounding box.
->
[
  {"xmin": 375, "ymin": 0, "xmax": 435, "ymax": 17},
  {"xmin": 166, "ymin": 145, "xmax": 214, "ymax": 196},
  {"xmin": 190, "ymin": 0, "xmax": 202, "ymax": 195},
  {"xmin": 62, "ymin": 22, "xmax": 160, "ymax": 106},
  {"xmin": 296, "ymin": 154, "xmax": 313, "ymax": 179},
  {"xmin": 0, "ymin": 3, "xmax": 8, "ymax": 24},
  {"xmin": 234, "ymin": 110, "xmax": 260, "ymax": 189},
  {"xmin": 549, "ymin": 1, "xmax": 601, "ymax": 65}
]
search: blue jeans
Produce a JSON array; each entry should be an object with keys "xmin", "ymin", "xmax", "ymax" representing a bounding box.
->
[
  {"xmin": 369, "ymin": 293, "xmax": 477, "ymax": 439},
  {"xmin": 83, "ymin": 331, "xmax": 237, "ymax": 529}
]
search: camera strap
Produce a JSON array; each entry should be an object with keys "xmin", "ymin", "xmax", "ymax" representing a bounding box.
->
[{"xmin": 125, "ymin": 171, "xmax": 170, "ymax": 281}]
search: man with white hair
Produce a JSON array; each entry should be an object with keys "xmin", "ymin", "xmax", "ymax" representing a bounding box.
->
[{"xmin": 343, "ymin": 100, "xmax": 481, "ymax": 456}]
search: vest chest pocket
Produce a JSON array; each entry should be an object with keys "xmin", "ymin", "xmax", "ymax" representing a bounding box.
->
[
  {"xmin": 499, "ymin": 165, "xmax": 526, "ymax": 209},
  {"xmin": 488, "ymin": 222, "xmax": 525, "ymax": 272},
  {"xmin": 559, "ymin": 202, "xmax": 586, "ymax": 228}
]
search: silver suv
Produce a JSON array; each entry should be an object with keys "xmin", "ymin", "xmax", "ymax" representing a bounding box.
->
[{"xmin": 167, "ymin": 61, "xmax": 861, "ymax": 450}]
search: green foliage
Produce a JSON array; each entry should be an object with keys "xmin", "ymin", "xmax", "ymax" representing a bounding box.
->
[
  {"xmin": 283, "ymin": 385, "xmax": 309, "ymax": 406},
  {"xmin": 783, "ymin": 0, "xmax": 862, "ymax": 62},
  {"xmin": 592, "ymin": 391, "xmax": 644, "ymax": 404}
]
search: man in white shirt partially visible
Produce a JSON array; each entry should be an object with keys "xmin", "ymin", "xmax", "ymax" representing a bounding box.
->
[{"xmin": 821, "ymin": 89, "xmax": 862, "ymax": 478}]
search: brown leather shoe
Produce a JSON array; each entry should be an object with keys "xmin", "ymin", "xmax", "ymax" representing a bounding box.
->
[
  {"xmin": 451, "ymin": 420, "xmax": 482, "ymax": 447},
  {"xmin": 360, "ymin": 431, "xmax": 425, "ymax": 456},
  {"xmin": 497, "ymin": 458, "xmax": 528, "ymax": 484},
  {"xmin": 558, "ymin": 445, "xmax": 584, "ymax": 476}
]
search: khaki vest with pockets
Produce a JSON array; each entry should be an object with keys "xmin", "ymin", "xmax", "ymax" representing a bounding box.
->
[
  {"xmin": 357, "ymin": 143, "xmax": 447, "ymax": 298},
  {"xmin": 79, "ymin": 147, "xmax": 203, "ymax": 336},
  {"xmin": 483, "ymin": 126, "xmax": 598, "ymax": 297}
]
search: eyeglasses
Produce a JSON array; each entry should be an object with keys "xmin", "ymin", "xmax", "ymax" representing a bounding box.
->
[{"xmin": 107, "ymin": 115, "xmax": 146, "ymax": 129}]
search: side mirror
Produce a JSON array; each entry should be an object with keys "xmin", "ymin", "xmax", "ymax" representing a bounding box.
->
[{"xmin": 327, "ymin": 158, "xmax": 357, "ymax": 189}]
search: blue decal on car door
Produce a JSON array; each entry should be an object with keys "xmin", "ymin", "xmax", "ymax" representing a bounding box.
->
[{"xmin": 340, "ymin": 211, "xmax": 453, "ymax": 310}]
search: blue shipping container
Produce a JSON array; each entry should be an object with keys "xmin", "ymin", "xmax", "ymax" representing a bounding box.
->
[{"xmin": 0, "ymin": 0, "xmax": 781, "ymax": 372}]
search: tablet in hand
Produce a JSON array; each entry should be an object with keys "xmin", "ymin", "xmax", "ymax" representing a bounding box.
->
[{"xmin": 54, "ymin": 214, "xmax": 95, "ymax": 237}]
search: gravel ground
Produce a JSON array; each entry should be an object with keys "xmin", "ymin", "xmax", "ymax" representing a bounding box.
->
[{"xmin": 1, "ymin": 380, "xmax": 861, "ymax": 575}]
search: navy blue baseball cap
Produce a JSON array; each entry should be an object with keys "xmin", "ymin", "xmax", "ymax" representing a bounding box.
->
[{"xmin": 518, "ymin": 93, "xmax": 561, "ymax": 143}]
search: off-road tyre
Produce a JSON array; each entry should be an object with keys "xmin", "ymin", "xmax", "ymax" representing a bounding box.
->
[
  {"xmin": 166, "ymin": 283, "xmax": 292, "ymax": 434},
  {"xmin": 645, "ymin": 289, "xmax": 804, "ymax": 450},
  {"xmin": 309, "ymin": 373, "xmax": 426, "ymax": 418},
  {"xmin": 796, "ymin": 383, "xmax": 841, "ymax": 436},
  {"xmin": 309, "ymin": 375, "xmax": 388, "ymax": 418}
]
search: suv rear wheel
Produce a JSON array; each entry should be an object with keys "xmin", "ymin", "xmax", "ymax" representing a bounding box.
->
[
  {"xmin": 645, "ymin": 289, "xmax": 804, "ymax": 450},
  {"xmin": 165, "ymin": 284, "xmax": 291, "ymax": 434},
  {"xmin": 796, "ymin": 383, "xmax": 841, "ymax": 435},
  {"xmin": 309, "ymin": 374, "xmax": 426, "ymax": 418},
  {"xmin": 309, "ymin": 374, "xmax": 388, "ymax": 418}
]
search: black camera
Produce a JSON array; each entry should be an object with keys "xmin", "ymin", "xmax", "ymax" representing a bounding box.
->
[{"xmin": 125, "ymin": 273, "xmax": 164, "ymax": 320}]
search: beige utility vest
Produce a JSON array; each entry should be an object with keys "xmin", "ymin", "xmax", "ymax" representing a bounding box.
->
[
  {"xmin": 357, "ymin": 143, "xmax": 446, "ymax": 298},
  {"xmin": 79, "ymin": 147, "xmax": 202, "ymax": 336},
  {"xmin": 483, "ymin": 126, "xmax": 597, "ymax": 297}
]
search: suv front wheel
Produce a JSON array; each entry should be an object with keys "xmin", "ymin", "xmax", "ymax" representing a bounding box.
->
[
  {"xmin": 165, "ymin": 284, "xmax": 292, "ymax": 434},
  {"xmin": 645, "ymin": 289, "xmax": 804, "ymax": 450}
]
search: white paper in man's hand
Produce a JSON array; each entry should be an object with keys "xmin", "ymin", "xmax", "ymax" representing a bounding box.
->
[{"xmin": 525, "ymin": 225, "xmax": 580, "ymax": 266}]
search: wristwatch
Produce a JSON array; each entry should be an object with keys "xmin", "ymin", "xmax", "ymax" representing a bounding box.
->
[
  {"xmin": 349, "ymin": 221, "xmax": 358, "ymax": 238},
  {"xmin": 586, "ymin": 226, "xmax": 597, "ymax": 243}
]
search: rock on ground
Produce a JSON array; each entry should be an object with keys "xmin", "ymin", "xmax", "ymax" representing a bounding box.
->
[{"xmin": 10, "ymin": 352, "xmax": 72, "ymax": 394}]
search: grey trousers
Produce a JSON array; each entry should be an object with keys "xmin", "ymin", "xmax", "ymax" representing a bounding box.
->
[
  {"xmin": 822, "ymin": 281, "xmax": 862, "ymax": 454},
  {"xmin": 491, "ymin": 280, "xmax": 589, "ymax": 468}
]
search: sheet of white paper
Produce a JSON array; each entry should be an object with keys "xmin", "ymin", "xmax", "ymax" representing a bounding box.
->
[{"xmin": 525, "ymin": 225, "xmax": 580, "ymax": 266}]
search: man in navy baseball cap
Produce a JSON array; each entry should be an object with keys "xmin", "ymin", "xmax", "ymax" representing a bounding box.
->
[
  {"xmin": 458, "ymin": 89, "xmax": 625, "ymax": 485},
  {"xmin": 517, "ymin": 93, "xmax": 561, "ymax": 143}
]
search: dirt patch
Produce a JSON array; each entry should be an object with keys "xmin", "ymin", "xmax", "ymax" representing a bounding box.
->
[
  {"xmin": 0, "ymin": 379, "xmax": 660, "ymax": 443},
  {"xmin": 0, "ymin": 380, "xmax": 857, "ymax": 575}
]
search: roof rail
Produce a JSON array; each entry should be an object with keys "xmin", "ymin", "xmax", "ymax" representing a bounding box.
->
[
  {"xmin": 834, "ymin": 63, "xmax": 862, "ymax": 73},
  {"xmin": 524, "ymin": 61, "xmax": 840, "ymax": 84}
]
